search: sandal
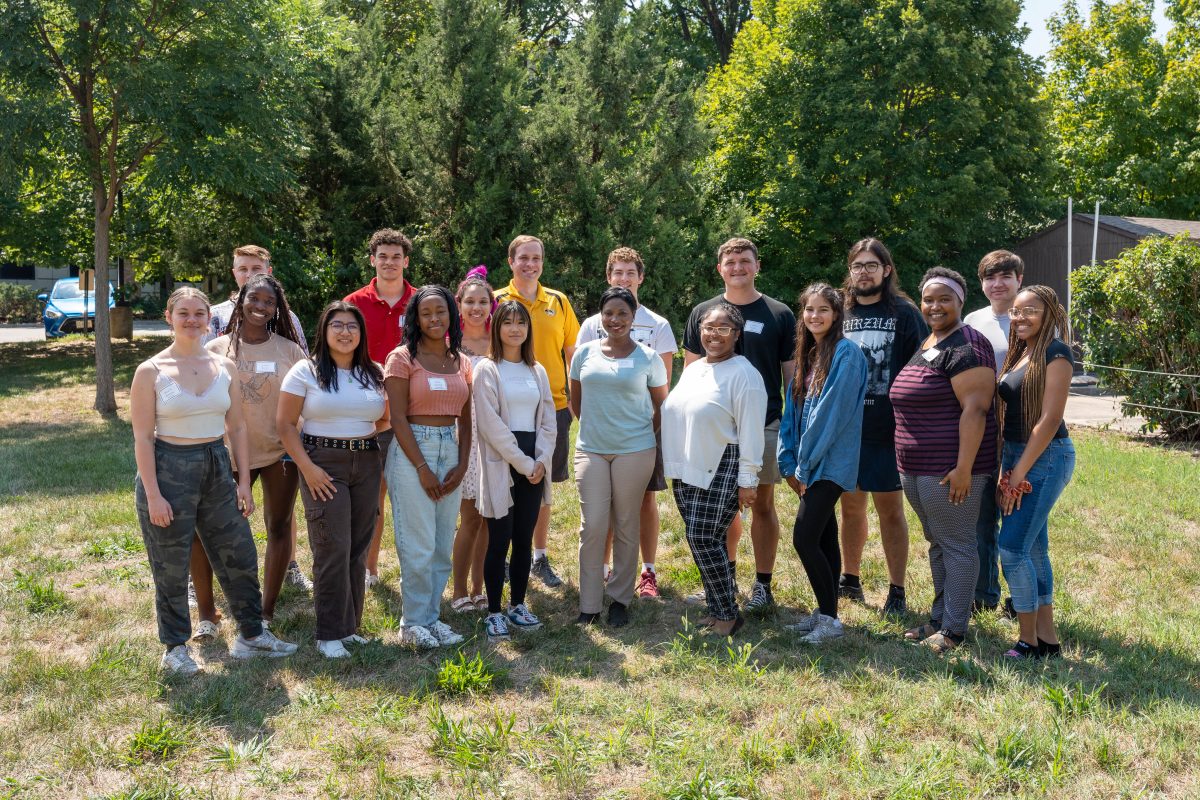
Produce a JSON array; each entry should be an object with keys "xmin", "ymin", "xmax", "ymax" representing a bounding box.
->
[
  {"xmin": 903, "ymin": 622, "xmax": 938, "ymax": 641},
  {"xmin": 1003, "ymin": 640, "xmax": 1039, "ymax": 659},
  {"xmin": 450, "ymin": 597, "xmax": 476, "ymax": 614},
  {"xmin": 471, "ymin": 594, "xmax": 488, "ymax": 611},
  {"xmin": 921, "ymin": 631, "xmax": 964, "ymax": 655},
  {"xmin": 193, "ymin": 620, "xmax": 220, "ymax": 640}
]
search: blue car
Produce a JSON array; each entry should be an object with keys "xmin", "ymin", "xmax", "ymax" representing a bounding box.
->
[{"xmin": 38, "ymin": 278, "xmax": 115, "ymax": 338}]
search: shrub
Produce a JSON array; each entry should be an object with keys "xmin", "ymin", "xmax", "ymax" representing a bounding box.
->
[
  {"xmin": 0, "ymin": 283, "xmax": 42, "ymax": 323},
  {"xmin": 1072, "ymin": 234, "xmax": 1200, "ymax": 439}
]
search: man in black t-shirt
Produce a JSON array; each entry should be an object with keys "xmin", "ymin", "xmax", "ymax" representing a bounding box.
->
[
  {"xmin": 682, "ymin": 238, "xmax": 796, "ymax": 613},
  {"xmin": 838, "ymin": 238, "xmax": 929, "ymax": 615}
]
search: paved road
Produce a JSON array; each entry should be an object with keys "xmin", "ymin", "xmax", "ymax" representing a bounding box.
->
[
  {"xmin": 1063, "ymin": 392, "xmax": 1147, "ymax": 435},
  {"xmin": 0, "ymin": 320, "xmax": 169, "ymax": 343}
]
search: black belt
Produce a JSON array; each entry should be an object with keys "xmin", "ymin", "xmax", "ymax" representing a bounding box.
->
[{"xmin": 303, "ymin": 433, "xmax": 379, "ymax": 451}]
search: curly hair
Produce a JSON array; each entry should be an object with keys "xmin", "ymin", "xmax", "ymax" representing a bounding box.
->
[{"xmin": 369, "ymin": 228, "xmax": 412, "ymax": 257}]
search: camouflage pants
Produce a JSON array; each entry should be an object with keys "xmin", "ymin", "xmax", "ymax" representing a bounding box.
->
[{"xmin": 135, "ymin": 439, "xmax": 263, "ymax": 646}]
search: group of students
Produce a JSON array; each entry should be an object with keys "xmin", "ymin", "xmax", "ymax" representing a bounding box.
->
[{"xmin": 131, "ymin": 231, "xmax": 1074, "ymax": 675}]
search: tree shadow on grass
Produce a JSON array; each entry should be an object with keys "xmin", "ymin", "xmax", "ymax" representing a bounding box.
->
[
  {"xmin": 162, "ymin": 658, "xmax": 293, "ymax": 743},
  {"xmin": 0, "ymin": 418, "xmax": 135, "ymax": 496}
]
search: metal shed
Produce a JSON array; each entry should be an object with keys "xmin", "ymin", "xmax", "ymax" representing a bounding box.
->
[{"xmin": 1013, "ymin": 214, "xmax": 1200, "ymax": 308}]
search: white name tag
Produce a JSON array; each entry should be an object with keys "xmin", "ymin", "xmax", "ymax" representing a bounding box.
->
[
  {"xmin": 158, "ymin": 382, "xmax": 181, "ymax": 403},
  {"xmin": 525, "ymin": 379, "xmax": 538, "ymax": 389},
  {"xmin": 616, "ymin": 359, "xmax": 633, "ymax": 369},
  {"xmin": 428, "ymin": 376, "xmax": 448, "ymax": 391},
  {"xmin": 922, "ymin": 347, "xmax": 941, "ymax": 362},
  {"xmin": 254, "ymin": 361, "xmax": 276, "ymax": 374},
  {"xmin": 398, "ymin": 315, "xmax": 405, "ymax": 328},
  {"xmin": 744, "ymin": 320, "xmax": 765, "ymax": 334}
]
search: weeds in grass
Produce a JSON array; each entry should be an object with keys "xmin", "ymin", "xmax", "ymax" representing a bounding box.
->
[
  {"xmin": 325, "ymin": 731, "xmax": 389, "ymax": 767},
  {"xmin": 99, "ymin": 782, "xmax": 191, "ymax": 800},
  {"xmin": 662, "ymin": 768, "xmax": 753, "ymax": 800},
  {"xmin": 84, "ymin": 531, "xmax": 142, "ymax": 560},
  {"xmin": 11, "ymin": 571, "xmax": 70, "ymax": 614},
  {"xmin": 296, "ymin": 687, "xmax": 341, "ymax": 712},
  {"xmin": 428, "ymin": 705, "xmax": 514, "ymax": 771},
  {"xmin": 1044, "ymin": 680, "xmax": 1107, "ymax": 718},
  {"xmin": 102, "ymin": 563, "xmax": 149, "ymax": 588},
  {"xmin": 368, "ymin": 694, "xmax": 419, "ymax": 727},
  {"xmin": 125, "ymin": 717, "xmax": 191, "ymax": 763},
  {"xmin": 888, "ymin": 749, "xmax": 966, "ymax": 799},
  {"xmin": 1093, "ymin": 735, "xmax": 1129, "ymax": 773},
  {"xmin": 792, "ymin": 709, "xmax": 850, "ymax": 758},
  {"xmin": 206, "ymin": 735, "xmax": 271, "ymax": 771},
  {"xmin": 529, "ymin": 718, "xmax": 598, "ymax": 794},
  {"xmin": 973, "ymin": 728, "xmax": 1040, "ymax": 791},
  {"xmin": 435, "ymin": 650, "xmax": 496, "ymax": 696},
  {"xmin": 373, "ymin": 761, "xmax": 433, "ymax": 799},
  {"xmin": 738, "ymin": 731, "xmax": 788, "ymax": 773}
]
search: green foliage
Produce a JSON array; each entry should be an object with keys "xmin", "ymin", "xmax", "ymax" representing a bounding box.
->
[
  {"xmin": 427, "ymin": 705, "xmax": 515, "ymax": 771},
  {"xmin": 1043, "ymin": 0, "xmax": 1200, "ymax": 218},
  {"xmin": 11, "ymin": 571, "xmax": 69, "ymax": 614},
  {"xmin": 662, "ymin": 768, "xmax": 753, "ymax": 800},
  {"xmin": 83, "ymin": 531, "xmax": 143, "ymax": 561},
  {"xmin": 1072, "ymin": 234, "xmax": 1200, "ymax": 439},
  {"xmin": 703, "ymin": 0, "xmax": 1051, "ymax": 303},
  {"xmin": 126, "ymin": 717, "xmax": 192, "ymax": 763},
  {"xmin": 206, "ymin": 736, "xmax": 272, "ymax": 771},
  {"xmin": 0, "ymin": 283, "xmax": 40, "ymax": 323},
  {"xmin": 434, "ymin": 650, "xmax": 496, "ymax": 696}
]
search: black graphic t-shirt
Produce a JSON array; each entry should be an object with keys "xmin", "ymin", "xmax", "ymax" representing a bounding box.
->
[
  {"xmin": 842, "ymin": 300, "xmax": 928, "ymax": 444},
  {"xmin": 683, "ymin": 293, "xmax": 796, "ymax": 425}
]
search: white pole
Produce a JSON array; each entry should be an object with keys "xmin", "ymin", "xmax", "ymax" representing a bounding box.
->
[
  {"xmin": 1067, "ymin": 197, "xmax": 1073, "ymax": 342},
  {"xmin": 1091, "ymin": 200, "xmax": 1100, "ymax": 266}
]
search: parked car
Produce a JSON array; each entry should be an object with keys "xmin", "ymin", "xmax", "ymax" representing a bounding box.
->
[{"xmin": 38, "ymin": 278, "xmax": 114, "ymax": 338}]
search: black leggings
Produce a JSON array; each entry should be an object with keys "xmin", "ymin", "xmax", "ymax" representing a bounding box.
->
[
  {"xmin": 484, "ymin": 432, "xmax": 541, "ymax": 613},
  {"xmin": 792, "ymin": 480, "xmax": 844, "ymax": 618}
]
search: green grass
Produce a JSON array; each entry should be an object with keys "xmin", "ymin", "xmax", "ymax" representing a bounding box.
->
[{"xmin": 1, "ymin": 337, "xmax": 1199, "ymax": 797}]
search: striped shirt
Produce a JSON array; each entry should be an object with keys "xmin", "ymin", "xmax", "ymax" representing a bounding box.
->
[{"xmin": 889, "ymin": 326, "xmax": 998, "ymax": 476}]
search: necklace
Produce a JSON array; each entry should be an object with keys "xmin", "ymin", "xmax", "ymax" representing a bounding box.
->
[{"xmin": 418, "ymin": 345, "xmax": 451, "ymax": 370}]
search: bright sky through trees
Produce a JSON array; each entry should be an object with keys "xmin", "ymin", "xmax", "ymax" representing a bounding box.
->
[{"xmin": 1020, "ymin": 0, "xmax": 1170, "ymax": 58}]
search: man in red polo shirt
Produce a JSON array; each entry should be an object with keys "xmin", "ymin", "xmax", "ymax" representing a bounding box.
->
[{"xmin": 345, "ymin": 228, "xmax": 417, "ymax": 586}]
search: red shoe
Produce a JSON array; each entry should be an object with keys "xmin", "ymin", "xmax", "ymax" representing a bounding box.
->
[{"xmin": 636, "ymin": 569, "xmax": 659, "ymax": 599}]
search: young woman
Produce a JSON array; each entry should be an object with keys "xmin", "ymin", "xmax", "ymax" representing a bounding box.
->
[
  {"xmin": 996, "ymin": 286, "xmax": 1075, "ymax": 659},
  {"xmin": 131, "ymin": 287, "xmax": 297, "ymax": 676},
  {"xmin": 384, "ymin": 285, "xmax": 473, "ymax": 649},
  {"xmin": 662, "ymin": 302, "xmax": 766, "ymax": 637},
  {"xmin": 278, "ymin": 301, "xmax": 388, "ymax": 658},
  {"xmin": 473, "ymin": 301, "xmax": 557, "ymax": 640},
  {"xmin": 569, "ymin": 287, "xmax": 668, "ymax": 627},
  {"xmin": 194, "ymin": 274, "xmax": 307, "ymax": 634},
  {"xmin": 890, "ymin": 268, "xmax": 998, "ymax": 654},
  {"xmin": 778, "ymin": 284, "xmax": 868, "ymax": 644},
  {"xmin": 451, "ymin": 268, "xmax": 494, "ymax": 613}
]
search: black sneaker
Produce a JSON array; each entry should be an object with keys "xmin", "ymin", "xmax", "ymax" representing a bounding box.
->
[
  {"xmin": 838, "ymin": 575, "xmax": 865, "ymax": 603},
  {"xmin": 744, "ymin": 581, "xmax": 775, "ymax": 613},
  {"xmin": 1037, "ymin": 641, "xmax": 1062, "ymax": 659},
  {"xmin": 607, "ymin": 601, "xmax": 629, "ymax": 628},
  {"xmin": 1002, "ymin": 597, "xmax": 1017, "ymax": 620},
  {"xmin": 882, "ymin": 586, "xmax": 907, "ymax": 616},
  {"xmin": 575, "ymin": 612, "xmax": 600, "ymax": 625},
  {"xmin": 531, "ymin": 555, "xmax": 563, "ymax": 588}
]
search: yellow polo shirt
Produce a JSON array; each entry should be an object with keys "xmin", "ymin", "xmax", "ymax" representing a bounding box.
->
[{"xmin": 495, "ymin": 280, "xmax": 580, "ymax": 410}]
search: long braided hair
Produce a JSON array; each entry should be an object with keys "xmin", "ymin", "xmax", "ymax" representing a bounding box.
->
[
  {"xmin": 224, "ymin": 274, "xmax": 302, "ymax": 359},
  {"xmin": 793, "ymin": 283, "xmax": 845, "ymax": 402},
  {"xmin": 998, "ymin": 285, "xmax": 1069, "ymax": 438}
]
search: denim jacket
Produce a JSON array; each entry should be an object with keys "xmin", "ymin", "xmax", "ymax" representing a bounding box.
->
[{"xmin": 778, "ymin": 337, "xmax": 868, "ymax": 491}]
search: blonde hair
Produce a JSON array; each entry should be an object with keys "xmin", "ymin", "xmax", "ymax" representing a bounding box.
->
[
  {"xmin": 507, "ymin": 235, "xmax": 544, "ymax": 260},
  {"xmin": 998, "ymin": 285, "xmax": 1069, "ymax": 438},
  {"xmin": 165, "ymin": 287, "xmax": 211, "ymax": 316},
  {"xmin": 232, "ymin": 244, "xmax": 271, "ymax": 265}
]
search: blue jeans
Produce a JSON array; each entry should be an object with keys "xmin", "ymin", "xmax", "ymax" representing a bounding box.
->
[
  {"xmin": 387, "ymin": 425, "xmax": 462, "ymax": 629},
  {"xmin": 998, "ymin": 438, "xmax": 1075, "ymax": 614},
  {"xmin": 974, "ymin": 472, "xmax": 1002, "ymax": 605}
]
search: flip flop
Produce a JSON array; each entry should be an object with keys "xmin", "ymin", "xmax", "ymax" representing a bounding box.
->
[
  {"xmin": 193, "ymin": 620, "xmax": 220, "ymax": 640},
  {"xmin": 471, "ymin": 594, "xmax": 488, "ymax": 611},
  {"xmin": 450, "ymin": 597, "xmax": 475, "ymax": 614}
]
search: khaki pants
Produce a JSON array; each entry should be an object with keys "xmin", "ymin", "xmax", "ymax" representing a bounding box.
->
[{"xmin": 575, "ymin": 447, "xmax": 656, "ymax": 613}]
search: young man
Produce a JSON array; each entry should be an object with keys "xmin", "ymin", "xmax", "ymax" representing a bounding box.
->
[
  {"xmin": 205, "ymin": 245, "xmax": 306, "ymax": 351},
  {"xmin": 345, "ymin": 229, "xmax": 418, "ymax": 586},
  {"xmin": 576, "ymin": 246, "xmax": 677, "ymax": 598},
  {"xmin": 682, "ymin": 238, "xmax": 796, "ymax": 612},
  {"xmin": 838, "ymin": 238, "xmax": 928, "ymax": 614},
  {"xmin": 494, "ymin": 235, "xmax": 581, "ymax": 588},
  {"xmin": 964, "ymin": 249, "xmax": 1023, "ymax": 614}
]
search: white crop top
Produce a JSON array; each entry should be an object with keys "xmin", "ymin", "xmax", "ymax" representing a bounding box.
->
[
  {"xmin": 154, "ymin": 366, "xmax": 232, "ymax": 439},
  {"xmin": 280, "ymin": 360, "xmax": 386, "ymax": 438},
  {"xmin": 497, "ymin": 359, "xmax": 540, "ymax": 432}
]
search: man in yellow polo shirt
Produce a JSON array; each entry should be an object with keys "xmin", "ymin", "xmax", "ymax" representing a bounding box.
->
[{"xmin": 495, "ymin": 234, "xmax": 580, "ymax": 588}]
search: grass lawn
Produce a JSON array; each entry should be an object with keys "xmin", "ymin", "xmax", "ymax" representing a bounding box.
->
[{"xmin": 2, "ymin": 336, "xmax": 1199, "ymax": 799}]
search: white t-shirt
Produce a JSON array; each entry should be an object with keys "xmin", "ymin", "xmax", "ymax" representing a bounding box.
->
[
  {"xmin": 576, "ymin": 304, "xmax": 677, "ymax": 355},
  {"xmin": 280, "ymin": 361, "xmax": 385, "ymax": 438},
  {"xmin": 497, "ymin": 359, "xmax": 541, "ymax": 432},
  {"xmin": 964, "ymin": 307, "xmax": 1010, "ymax": 373},
  {"xmin": 205, "ymin": 298, "xmax": 307, "ymax": 353}
]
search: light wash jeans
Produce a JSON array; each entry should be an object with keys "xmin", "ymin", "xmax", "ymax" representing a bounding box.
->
[
  {"xmin": 999, "ymin": 438, "xmax": 1075, "ymax": 614},
  {"xmin": 388, "ymin": 425, "xmax": 461, "ymax": 629}
]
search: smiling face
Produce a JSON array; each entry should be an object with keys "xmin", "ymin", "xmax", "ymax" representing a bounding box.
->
[
  {"xmin": 717, "ymin": 248, "xmax": 759, "ymax": 292},
  {"xmin": 416, "ymin": 294, "xmax": 450, "ymax": 343},
  {"xmin": 458, "ymin": 284, "xmax": 491, "ymax": 332},
  {"xmin": 803, "ymin": 294, "xmax": 836, "ymax": 340},
  {"xmin": 166, "ymin": 296, "xmax": 211, "ymax": 341},
  {"xmin": 231, "ymin": 254, "xmax": 270, "ymax": 289},
  {"xmin": 1010, "ymin": 290, "xmax": 1046, "ymax": 342},
  {"xmin": 600, "ymin": 296, "xmax": 635, "ymax": 340},
  {"xmin": 982, "ymin": 270, "xmax": 1022, "ymax": 311},
  {"xmin": 241, "ymin": 285, "xmax": 278, "ymax": 331},
  {"xmin": 371, "ymin": 244, "xmax": 409, "ymax": 284},
  {"xmin": 607, "ymin": 260, "xmax": 644, "ymax": 298},
  {"xmin": 509, "ymin": 241, "xmax": 545, "ymax": 286},
  {"xmin": 699, "ymin": 308, "xmax": 737, "ymax": 361},
  {"xmin": 325, "ymin": 311, "xmax": 361, "ymax": 358},
  {"xmin": 497, "ymin": 308, "xmax": 529, "ymax": 351},
  {"xmin": 920, "ymin": 283, "xmax": 963, "ymax": 334}
]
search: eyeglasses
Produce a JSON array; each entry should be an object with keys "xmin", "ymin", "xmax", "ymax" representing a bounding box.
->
[
  {"xmin": 1008, "ymin": 307, "xmax": 1042, "ymax": 319},
  {"xmin": 329, "ymin": 322, "xmax": 361, "ymax": 332},
  {"xmin": 700, "ymin": 325, "xmax": 735, "ymax": 336},
  {"xmin": 849, "ymin": 262, "xmax": 884, "ymax": 275}
]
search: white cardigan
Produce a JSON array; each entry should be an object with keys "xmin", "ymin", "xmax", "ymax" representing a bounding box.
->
[{"xmin": 471, "ymin": 358, "xmax": 557, "ymax": 519}]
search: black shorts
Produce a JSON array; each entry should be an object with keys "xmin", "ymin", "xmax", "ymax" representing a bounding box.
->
[
  {"xmin": 551, "ymin": 407, "xmax": 572, "ymax": 483},
  {"xmin": 857, "ymin": 440, "xmax": 902, "ymax": 493}
]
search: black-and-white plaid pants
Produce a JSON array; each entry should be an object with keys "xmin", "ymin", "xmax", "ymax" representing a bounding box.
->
[{"xmin": 672, "ymin": 444, "xmax": 741, "ymax": 621}]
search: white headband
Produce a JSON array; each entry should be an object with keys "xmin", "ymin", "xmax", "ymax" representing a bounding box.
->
[{"xmin": 921, "ymin": 276, "xmax": 965, "ymax": 304}]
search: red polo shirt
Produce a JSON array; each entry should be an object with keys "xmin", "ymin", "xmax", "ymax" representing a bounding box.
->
[{"xmin": 344, "ymin": 277, "xmax": 416, "ymax": 364}]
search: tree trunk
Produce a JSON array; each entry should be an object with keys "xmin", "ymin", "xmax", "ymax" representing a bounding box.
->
[{"xmin": 93, "ymin": 190, "xmax": 116, "ymax": 414}]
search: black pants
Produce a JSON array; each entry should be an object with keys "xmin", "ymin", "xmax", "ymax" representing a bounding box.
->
[
  {"xmin": 484, "ymin": 432, "xmax": 541, "ymax": 613},
  {"xmin": 791, "ymin": 480, "xmax": 844, "ymax": 618},
  {"xmin": 298, "ymin": 440, "xmax": 382, "ymax": 640}
]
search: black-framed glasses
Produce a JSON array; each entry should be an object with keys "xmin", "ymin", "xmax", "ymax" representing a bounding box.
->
[{"xmin": 849, "ymin": 262, "xmax": 884, "ymax": 275}]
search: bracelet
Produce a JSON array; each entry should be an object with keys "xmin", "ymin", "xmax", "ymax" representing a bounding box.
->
[
  {"xmin": 998, "ymin": 470, "xmax": 1032, "ymax": 499},
  {"xmin": 416, "ymin": 462, "xmax": 430, "ymax": 472}
]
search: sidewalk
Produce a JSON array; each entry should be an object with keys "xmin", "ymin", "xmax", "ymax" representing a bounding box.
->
[
  {"xmin": 1064, "ymin": 381, "xmax": 1147, "ymax": 435},
  {"xmin": 0, "ymin": 320, "xmax": 169, "ymax": 343}
]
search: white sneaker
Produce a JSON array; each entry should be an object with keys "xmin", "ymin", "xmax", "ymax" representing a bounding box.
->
[
  {"xmin": 161, "ymin": 644, "xmax": 201, "ymax": 676},
  {"xmin": 365, "ymin": 572, "xmax": 380, "ymax": 589},
  {"xmin": 506, "ymin": 603, "xmax": 542, "ymax": 630},
  {"xmin": 400, "ymin": 625, "xmax": 439, "ymax": 650},
  {"xmin": 187, "ymin": 579, "xmax": 198, "ymax": 609},
  {"xmin": 285, "ymin": 562, "xmax": 313, "ymax": 592},
  {"xmin": 428, "ymin": 620, "xmax": 465, "ymax": 646},
  {"xmin": 317, "ymin": 639, "xmax": 351, "ymax": 659},
  {"xmin": 230, "ymin": 629, "xmax": 299, "ymax": 659},
  {"xmin": 341, "ymin": 634, "xmax": 369, "ymax": 645},
  {"xmin": 785, "ymin": 611, "xmax": 821, "ymax": 634},
  {"xmin": 485, "ymin": 613, "xmax": 511, "ymax": 641},
  {"xmin": 801, "ymin": 615, "xmax": 845, "ymax": 644},
  {"xmin": 192, "ymin": 620, "xmax": 220, "ymax": 640}
]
